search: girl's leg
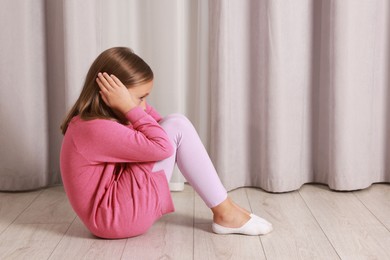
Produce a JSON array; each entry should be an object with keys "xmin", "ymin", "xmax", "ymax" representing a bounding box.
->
[
  {"xmin": 152, "ymin": 114, "xmax": 273, "ymax": 235},
  {"xmin": 152, "ymin": 114, "xmax": 227, "ymax": 208}
]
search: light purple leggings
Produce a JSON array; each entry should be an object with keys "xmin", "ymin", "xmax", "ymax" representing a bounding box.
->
[{"xmin": 152, "ymin": 114, "xmax": 228, "ymax": 208}]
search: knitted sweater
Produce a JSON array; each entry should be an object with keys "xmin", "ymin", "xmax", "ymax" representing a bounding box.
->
[{"xmin": 60, "ymin": 104, "xmax": 175, "ymax": 238}]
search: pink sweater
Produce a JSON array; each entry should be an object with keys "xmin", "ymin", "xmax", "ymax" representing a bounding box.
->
[{"xmin": 60, "ymin": 104, "xmax": 175, "ymax": 239}]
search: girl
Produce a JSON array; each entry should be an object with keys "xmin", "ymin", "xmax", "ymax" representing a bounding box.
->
[{"xmin": 60, "ymin": 47, "xmax": 272, "ymax": 239}]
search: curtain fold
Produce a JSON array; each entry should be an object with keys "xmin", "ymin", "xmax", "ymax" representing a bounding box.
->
[
  {"xmin": 1, "ymin": 0, "xmax": 389, "ymax": 192},
  {"xmin": 0, "ymin": 1, "xmax": 48, "ymax": 190},
  {"xmin": 209, "ymin": 0, "xmax": 390, "ymax": 192}
]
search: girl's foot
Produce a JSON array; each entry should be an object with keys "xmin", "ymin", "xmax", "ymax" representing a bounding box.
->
[
  {"xmin": 211, "ymin": 197, "xmax": 272, "ymax": 235},
  {"xmin": 212, "ymin": 213, "xmax": 273, "ymax": 235}
]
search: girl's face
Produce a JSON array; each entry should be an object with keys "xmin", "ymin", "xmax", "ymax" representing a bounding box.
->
[{"xmin": 128, "ymin": 80, "xmax": 154, "ymax": 104}]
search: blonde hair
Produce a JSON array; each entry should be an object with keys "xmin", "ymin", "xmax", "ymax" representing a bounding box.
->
[{"xmin": 60, "ymin": 47, "xmax": 153, "ymax": 135}]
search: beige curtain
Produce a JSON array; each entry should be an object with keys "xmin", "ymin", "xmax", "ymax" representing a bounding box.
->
[
  {"xmin": 209, "ymin": 0, "xmax": 390, "ymax": 191},
  {"xmin": 1, "ymin": 0, "xmax": 389, "ymax": 192}
]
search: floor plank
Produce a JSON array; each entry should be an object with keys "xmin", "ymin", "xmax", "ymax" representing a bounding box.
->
[
  {"xmin": 48, "ymin": 217, "xmax": 126, "ymax": 260},
  {"xmin": 194, "ymin": 188, "xmax": 266, "ymax": 259},
  {"xmin": 194, "ymin": 224, "xmax": 266, "ymax": 260},
  {"xmin": 121, "ymin": 186, "xmax": 194, "ymax": 259},
  {"xmin": 300, "ymin": 184, "xmax": 390, "ymax": 259},
  {"xmin": 247, "ymin": 187, "xmax": 339, "ymax": 260},
  {"xmin": 15, "ymin": 186, "xmax": 75, "ymax": 224},
  {"xmin": 1, "ymin": 183, "xmax": 389, "ymax": 259},
  {"xmin": 354, "ymin": 184, "xmax": 390, "ymax": 230},
  {"xmin": 0, "ymin": 186, "xmax": 75, "ymax": 259},
  {"xmin": 0, "ymin": 189, "xmax": 42, "ymax": 234},
  {"xmin": 0, "ymin": 223, "xmax": 69, "ymax": 259}
]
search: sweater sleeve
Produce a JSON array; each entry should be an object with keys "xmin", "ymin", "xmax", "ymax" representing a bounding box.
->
[
  {"xmin": 73, "ymin": 107, "xmax": 174, "ymax": 164},
  {"xmin": 145, "ymin": 102, "xmax": 162, "ymax": 122}
]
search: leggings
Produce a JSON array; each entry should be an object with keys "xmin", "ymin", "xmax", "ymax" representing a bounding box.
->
[{"xmin": 152, "ymin": 114, "xmax": 228, "ymax": 208}]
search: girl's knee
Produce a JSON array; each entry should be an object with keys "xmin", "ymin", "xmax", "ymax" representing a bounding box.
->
[
  {"xmin": 160, "ymin": 113, "xmax": 192, "ymax": 129},
  {"xmin": 163, "ymin": 113, "xmax": 189, "ymax": 122}
]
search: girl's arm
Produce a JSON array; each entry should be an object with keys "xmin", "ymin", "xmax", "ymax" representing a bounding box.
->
[
  {"xmin": 76, "ymin": 72, "xmax": 173, "ymax": 163},
  {"xmin": 73, "ymin": 106, "xmax": 173, "ymax": 164},
  {"xmin": 145, "ymin": 102, "xmax": 163, "ymax": 122}
]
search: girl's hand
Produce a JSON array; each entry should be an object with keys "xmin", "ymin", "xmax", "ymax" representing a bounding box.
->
[{"xmin": 96, "ymin": 72, "xmax": 140, "ymax": 114}]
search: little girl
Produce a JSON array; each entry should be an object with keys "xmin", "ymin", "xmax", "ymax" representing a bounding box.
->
[{"xmin": 60, "ymin": 47, "xmax": 272, "ymax": 239}]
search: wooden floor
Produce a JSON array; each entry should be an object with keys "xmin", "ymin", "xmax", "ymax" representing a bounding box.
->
[{"xmin": 0, "ymin": 183, "xmax": 389, "ymax": 260}]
